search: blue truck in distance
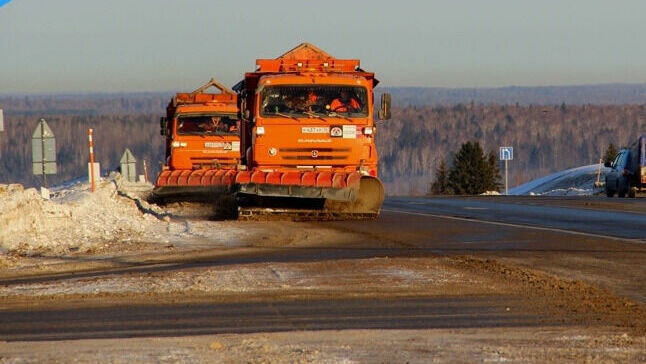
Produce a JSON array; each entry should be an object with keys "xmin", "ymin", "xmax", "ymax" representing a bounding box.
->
[{"xmin": 605, "ymin": 135, "xmax": 646, "ymax": 198}]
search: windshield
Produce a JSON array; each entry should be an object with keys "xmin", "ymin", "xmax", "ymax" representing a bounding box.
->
[
  {"xmin": 261, "ymin": 85, "xmax": 368, "ymax": 118},
  {"xmin": 176, "ymin": 114, "xmax": 239, "ymax": 136}
]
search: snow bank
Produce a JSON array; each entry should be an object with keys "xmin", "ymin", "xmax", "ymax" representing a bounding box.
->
[
  {"xmin": 509, "ymin": 164, "xmax": 607, "ymax": 196},
  {"xmin": 0, "ymin": 175, "xmax": 161, "ymax": 255}
]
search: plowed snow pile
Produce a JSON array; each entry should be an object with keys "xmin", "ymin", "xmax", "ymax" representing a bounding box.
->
[
  {"xmin": 509, "ymin": 164, "xmax": 607, "ymax": 196},
  {"xmin": 0, "ymin": 177, "xmax": 161, "ymax": 255}
]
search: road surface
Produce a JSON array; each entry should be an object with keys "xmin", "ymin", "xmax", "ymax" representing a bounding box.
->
[
  {"xmin": 384, "ymin": 196, "xmax": 646, "ymax": 241},
  {"xmin": 1, "ymin": 196, "xmax": 646, "ymax": 346}
]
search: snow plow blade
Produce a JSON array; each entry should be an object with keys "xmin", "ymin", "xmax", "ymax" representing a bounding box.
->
[
  {"xmin": 238, "ymin": 176, "xmax": 385, "ymax": 221},
  {"xmin": 153, "ymin": 169, "xmax": 384, "ymax": 220}
]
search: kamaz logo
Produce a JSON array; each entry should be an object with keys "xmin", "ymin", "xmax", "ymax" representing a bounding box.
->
[{"xmin": 311, "ymin": 150, "xmax": 319, "ymax": 158}]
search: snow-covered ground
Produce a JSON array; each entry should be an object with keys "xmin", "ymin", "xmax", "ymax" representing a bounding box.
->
[
  {"xmin": 0, "ymin": 176, "xmax": 164, "ymax": 255},
  {"xmin": 0, "ymin": 174, "xmax": 252, "ymax": 256},
  {"xmin": 509, "ymin": 164, "xmax": 608, "ymax": 196}
]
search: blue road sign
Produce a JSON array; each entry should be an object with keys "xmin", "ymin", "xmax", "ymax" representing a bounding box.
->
[{"xmin": 500, "ymin": 147, "xmax": 513, "ymax": 161}]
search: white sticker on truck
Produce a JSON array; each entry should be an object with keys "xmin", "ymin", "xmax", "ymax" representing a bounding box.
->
[
  {"xmin": 205, "ymin": 142, "xmax": 232, "ymax": 150},
  {"xmin": 342, "ymin": 125, "xmax": 357, "ymax": 139},
  {"xmin": 302, "ymin": 126, "xmax": 330, "ymax": 134}
]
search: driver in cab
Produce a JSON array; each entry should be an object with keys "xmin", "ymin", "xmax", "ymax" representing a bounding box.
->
[{"xmin": 329, "ymin": 89, "xmax": 360, "ymax": 113}]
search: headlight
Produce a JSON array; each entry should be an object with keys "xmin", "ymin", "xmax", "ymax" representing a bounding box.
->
[
  {"xmin": 171, "ymin": 141, "xmax": 187, "ymax": 148},
  {"xmin": 363, "ymin": 127, "xmax": 373, "ymax": 135}
]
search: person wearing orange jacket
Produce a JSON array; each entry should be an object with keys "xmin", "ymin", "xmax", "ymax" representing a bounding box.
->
[{"xmin": 329, "ymin": 89, "xmax": 360, "ymax": 112}]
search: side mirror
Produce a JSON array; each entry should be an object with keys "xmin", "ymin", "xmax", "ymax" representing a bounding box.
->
[
  {"xmin": 604, "ymin": 161, "xmax": 611, "ymax": 168},
  {"xmin": 378, "ymin": 93, "xmax": 391, "ymax": 120},
  {"xmin": 160, "ymin": 116, "xmax": 167, "ymax": 136}
]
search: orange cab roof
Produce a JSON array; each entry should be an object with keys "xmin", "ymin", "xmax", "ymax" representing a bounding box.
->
[
  {"xmin": 172, "ymin": 78, "xmax": 237, "ymax": 107},
  {"xmin": 255, "ymin": 42, "xmax": 360, "ymax": 73}
]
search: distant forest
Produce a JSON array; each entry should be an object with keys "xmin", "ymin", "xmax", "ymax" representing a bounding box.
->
[
  {"xmin": 381, "ymin": 83, "xmax": 646, "ymax": 106},
  {"xmin": 1, "ymin": 84, "xmax": 645, "ymax": 194}
]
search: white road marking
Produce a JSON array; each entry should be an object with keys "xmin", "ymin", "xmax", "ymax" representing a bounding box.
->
[{"xmin": 382, "ymin": 208, "xmax": 646, "ymax": 244}]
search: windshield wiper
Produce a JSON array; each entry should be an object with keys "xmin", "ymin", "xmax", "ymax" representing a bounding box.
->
[
  {"xmin": 328, "ymin": 112, "xmax": 353, "ymax": 122},
  {"xmin": 300, "ymin": 110, "xmax": 327, "ymax": 121},
  {"xmin": 271, "ymin": 112, "xmax": 300, "ymax": 121}
]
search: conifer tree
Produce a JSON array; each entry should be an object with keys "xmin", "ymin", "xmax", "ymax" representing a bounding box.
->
[
  {"xmin": 430, "ymin": 159, "xmax": 450, "ymax": 195},
  {"xmin": 448, "ymin": 141, "xmax": 501, "ymax": 194},
  {"xmin": 603, "ymin": 143, "xmax": 618, "ymax": 165}
]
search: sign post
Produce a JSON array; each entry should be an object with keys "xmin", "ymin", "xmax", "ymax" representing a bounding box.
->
[
  {"xmin": 499, "ymin": 146, "xmax": 513, "ymax": 195},
  {"xmin": 32, "ymin": 119, "xmax": 57, "ymax": 187}
]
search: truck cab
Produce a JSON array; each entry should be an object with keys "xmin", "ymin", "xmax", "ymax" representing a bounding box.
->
[
  {"xmin": 238, "ymin": 43, "xmax": 390, "ymax": 177},
  {"xmin": 160, "ymin": 79, "xmax": 240, "ymax": 171},
  {"xmin": 248, "ymin": 74, "xmax": 379, "ymax": 175},
  {"xmin": 605, "ymin": 148, "xmax": 632, "ymax": 197},
  {"xmin": 605, "ymin": 135, "xmax": 646, "ymax": 198}
]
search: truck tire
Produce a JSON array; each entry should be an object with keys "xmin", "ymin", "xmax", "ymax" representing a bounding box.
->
[{"xmin": 606, "ymin": 189, "xmax": 614, "ymax": 197}]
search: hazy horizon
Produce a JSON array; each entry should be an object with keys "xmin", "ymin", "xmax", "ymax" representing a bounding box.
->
[{"xmin": 2, "ymin": 0, "xmax": 646, "ymax": 93}]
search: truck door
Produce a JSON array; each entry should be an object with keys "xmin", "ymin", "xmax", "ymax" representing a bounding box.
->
[
  {"xmin": 618, "ymin": 150, "xmax": 632, "ymax": 193},
  {"xmin": 606, "ymin": 152, "xmax": 623, "ymax": 193}
]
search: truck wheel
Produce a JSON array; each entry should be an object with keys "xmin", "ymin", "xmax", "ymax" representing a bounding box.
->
[{"xmin": 606, "ymin": 189, "xmax": 614, "ymax": 197}]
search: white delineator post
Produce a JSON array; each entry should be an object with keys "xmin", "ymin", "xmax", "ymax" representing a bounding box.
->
[
  {"xmin": 143, "ymin": 159, "xmax": 149, "ymax": 183},
  {"xmin": 89, "ymin": 129, "xmax": 96, "ymax": 192}
]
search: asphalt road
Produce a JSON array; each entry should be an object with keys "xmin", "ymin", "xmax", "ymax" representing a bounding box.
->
[
  {"xmin": 0, "ymin": 296, "xmax": 544, "ymax": 342},
  {"xmin": 3, "ymin": 196, "xmax": 646, "ymax": 341},
  {"xmin": 384, "ymin": 196, "xmax": 646, "ymax": 241}
]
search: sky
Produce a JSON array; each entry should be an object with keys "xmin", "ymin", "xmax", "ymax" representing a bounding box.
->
[{"xmin": 1, "ymin": 0, "xmax": 645, "ymax": 93}]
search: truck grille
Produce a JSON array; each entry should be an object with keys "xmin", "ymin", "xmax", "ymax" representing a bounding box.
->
[
  {"xmin": 190, "ymin": 157, "xmax": 236, "ymax": 168},
  {"xmin": 279, "ymin": 147, "xmax": 350, "ymax": 161}
]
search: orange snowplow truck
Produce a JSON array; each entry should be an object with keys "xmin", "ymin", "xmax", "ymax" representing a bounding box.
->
[
  {"xmin": 155, "ymin": 78, "xmax": 241, "ymax": 199},
  {"xmin": 234, "ymin": 43, "xmax": 391, "ymax": 218}
]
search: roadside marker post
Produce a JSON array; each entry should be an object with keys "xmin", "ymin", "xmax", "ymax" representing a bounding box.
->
[
  {"xmin": 88, "ymin": 129, "xmax": 96, "ymax": 192},
  {"xmin": 142, "ymin": 159, "xmax": 149, "ymax": 183},
  {"xmin": 499, "ymin": 147, "xmax": 513, "ymax": 195}
]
